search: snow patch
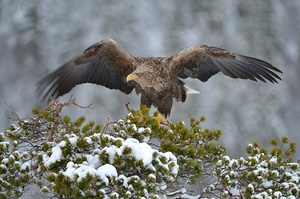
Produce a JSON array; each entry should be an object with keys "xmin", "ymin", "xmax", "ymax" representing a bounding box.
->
[
  {"xmin": 63, "ymin": 163, "xmax": 117, "ymax": 184},
  {"xmin": 43, "ymin": 141, "xmax": 66, "ymax": 167}
]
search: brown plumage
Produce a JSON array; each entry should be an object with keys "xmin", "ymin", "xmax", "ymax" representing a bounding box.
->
[{"xmin": 37, "ymin": 38, "xmax": 282, "ymax": 117}]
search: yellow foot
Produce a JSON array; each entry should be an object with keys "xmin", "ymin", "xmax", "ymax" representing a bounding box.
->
[
  {"xmin": 139, "ymin": 113, "xmax": 144, "ymax": 122},
  {"xmin": 155, "ymin": 113, "xmax": 168, "ymax": 126}
]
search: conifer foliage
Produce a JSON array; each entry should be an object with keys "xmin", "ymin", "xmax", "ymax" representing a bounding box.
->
[{"xmin": 0, "ymin": 100, "xmax": 299, "ymax": 198}]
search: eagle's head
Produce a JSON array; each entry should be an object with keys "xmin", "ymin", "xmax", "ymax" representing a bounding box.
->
[{"xmin": 126, "ymin": 65, "xmax": 155, "ymax": 88}]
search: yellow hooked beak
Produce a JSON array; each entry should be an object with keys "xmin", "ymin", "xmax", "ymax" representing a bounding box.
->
[{"xmin": 126, "ymin": 73, "xmax": 139, "ymax": 82}]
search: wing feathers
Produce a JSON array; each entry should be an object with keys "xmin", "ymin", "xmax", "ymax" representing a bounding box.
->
[
  {"xmin": 219, "ymin": 59, "xmax": 252, "ymax": 80},
  {"xmin": 237, "ymin": 56, "xmax": 281, "ymax": 83},
  {"xmin": 212, "ymin": 59, "xmax": 237, "ymax": 78},
  {"xmin": 173, "ymin": 45, "xmax": 282, "ymax": 83},
  {"xmin": 227, "ymin": 60, "xmax": 263, "ymax": 81},
  {"xmin": 37, "ymin": 39, "xmax": 135, "ymax": 103}
]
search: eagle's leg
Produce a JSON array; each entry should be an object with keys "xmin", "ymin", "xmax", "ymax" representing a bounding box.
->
[
  {"xmin": 154, "ymin": 97, "xmax": 172, "ymax": 125},
  {"xmin": 140, "ymin": 94, "xmax": 152, "ymax": 121},
  {"xmin": 155, "ymin": 112, "xmax": 168, "ymax": 126},
  {"xmin": 141, "ymin": 95, "xmax": 169, "ymax": 125}
]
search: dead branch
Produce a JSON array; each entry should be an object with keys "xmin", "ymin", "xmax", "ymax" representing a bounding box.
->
[
  {"xmin": 4, "ymin": 101, "xmax": 20, "ymax": 121},
  {"xmin": 100, "ymin": 117, "xmax": 115, "ymax": 137},
  {"xmin": 125, "ymin": 102, "xmax": 131, "ymax": 111},
  {"xmin": 42, "ymin": 96, "xmax": 93, "ymax": 116}
]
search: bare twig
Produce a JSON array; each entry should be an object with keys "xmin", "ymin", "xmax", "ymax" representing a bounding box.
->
[
  {"xmin": 4, "ymin": 101, "xmax": 20, "ymax": 121},
  {"xmin": 40, "ymin": 97, "xmax": 94, "ymax": 141},
  {"xmin": 100, "ymin": 118, "xmax": 115, "ymax": 137},
  {"xmin": 42, "ymin": 97, "xmax": 93, "ymax": 116},
  {"xmin": 125, "ymin": 102, "xmax": 131, "ymax": 111}
]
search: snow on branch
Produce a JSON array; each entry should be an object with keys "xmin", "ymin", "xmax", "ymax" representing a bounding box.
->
[{"xmin": 0, "ymin": 99, "xmax": 299, "ymax": 198}]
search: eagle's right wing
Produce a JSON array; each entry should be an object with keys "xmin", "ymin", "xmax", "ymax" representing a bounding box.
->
[{"xmin": 37, "ymin": 39, "xmax": 136, "ymax": 103}]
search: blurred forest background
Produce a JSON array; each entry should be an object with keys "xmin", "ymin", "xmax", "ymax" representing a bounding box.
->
[{"xmin": 0, "ymin": 0, "xmax": 299, "ymax": 158}]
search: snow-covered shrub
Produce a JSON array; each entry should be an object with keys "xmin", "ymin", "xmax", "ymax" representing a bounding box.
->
[
  {"xmin": 0, "ymin": 100, "xmax": 224, "ymax": 198},
  {"xmin": 0, "ymin": 132, "xmax": 33, "ymax": 198},
  {"xmin": 203, "ymin": 138, "xmax": 300, "ymax": 199},
  {"xmin": 0, "ymin": 100, "xmax": 299, "ymax": 198},
  {"xmin": 40, "ymin": 133, "xmax": 178, "ymax": 198}
]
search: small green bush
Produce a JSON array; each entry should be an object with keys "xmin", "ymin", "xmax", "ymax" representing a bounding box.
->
[{"xmin": 0, "ymin": 100, "xmax": 298, "ymax": 198}]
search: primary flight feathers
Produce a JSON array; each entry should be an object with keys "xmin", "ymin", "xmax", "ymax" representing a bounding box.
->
[{"xmin": 37, "ymin": 38, "xmax": 282, "ymax": 117}]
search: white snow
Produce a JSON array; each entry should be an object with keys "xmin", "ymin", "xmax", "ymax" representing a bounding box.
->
[
  {"xmin": 269, "ymin": 156, "xmax": 277, "ymax": 163},
  {"xmin": 130, "ymin": 124, "xmax": 137, "ymax": 131},
  {"xmin": 62, "ymin": 163, "xmax": 117, "ymax": 184},
  {"xmin": 117, "ymin": 175, "xmax": 129, "ymax": 187},
  {"xmin": 281, "ymin": 182, "xmax": 289, "ymax": 189},
  {"xmin": 20, "ymin": 162, "xmax": 30, "ymax": 171},
  {"xmin": 287, "ymin": 162, "xmax": 299, "ymax": 169},
  {"xmin": 41, "ymin": 186, "xmax": 50, "ymax": 193},
  {"xmin": 273, "ymin": 191, "xmax": 282, "ymax": 197},
  {"xmin": 0, "ymin": 164, "xmax": 7, "ymax": 171},
  {"xmin": 43, "ymin": 141, "xmax": 66, "ymax": 167},
  {"xmin": 84, "ymin": 137, "xmax": 92, "ymax": 144},
  {"xmin": 138, "ymin": 127, "xmax": 145, "ymax": 133},
  {"xmin": 104, "ymin": 138, "xmax": 155, "ymax": 166},
  {"xmin": 229, "ymin": 159, "xmax": 239, "ymax": 168},
  {"xmin": 148, "ymin": 173, "xmax": 156, "ymax": 180},
  {"xmin": 98, "ymin": 164, "xmax": 118, "ymax": 178},
  {"xmin": 0, "ymin": 141, "xmax": 9, "ymax": 150},
  {"xmin": 85, "ymin": 154, "xmax": 101, "ymax": 168},
  {"xmin": 137, "ymin": 127, "xmax": 151, "ymax": 134},
  {"xmin": 223, "ymin": 155, "xmax": 230, "ymax": 162},
  {"xmin": 261, "ymin": 180, "xmax": 272, "ymax": 188},
  {"xmin": 68, "ymin": 137, "xmax": 78, "ymax": 147},
  {"xmin": 1, "ymin": 158, "xmax": 9, "ymax": 164},
  {"xmin": 105, "ymin": 145, "xmax": 120, "ymax": 164},
  {"xmin": 122, "ymin": 138, "xmax": 153, "ymax": 165},
  {"xmin": 247, "ymin": 184, "xmax": 254, "ymax": 191}
]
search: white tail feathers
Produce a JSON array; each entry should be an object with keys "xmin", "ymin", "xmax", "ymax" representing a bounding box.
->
[{"xmin": 184, "ymin": 86, "xmax": 200, "ymax": 94}]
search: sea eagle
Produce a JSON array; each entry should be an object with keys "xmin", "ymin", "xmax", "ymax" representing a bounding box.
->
[{"xmin": 37, "ymin": 39, "xmax": 282, "ymax": 117}]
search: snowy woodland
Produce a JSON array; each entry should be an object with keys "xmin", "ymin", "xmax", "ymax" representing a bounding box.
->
[{"xmin": 0, "ymin": 0, "xmax": 300, "ymax": 198}]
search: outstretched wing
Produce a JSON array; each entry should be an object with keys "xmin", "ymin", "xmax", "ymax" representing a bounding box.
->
[
  {"xmin": 37, "ymin": 39, "xmax": 136, "ymax": 103},
  {"xmin": 172, "ymin": 45, "xmax": 282, "ymax": 83}
]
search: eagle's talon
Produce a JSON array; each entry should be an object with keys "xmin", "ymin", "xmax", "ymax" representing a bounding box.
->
[
  {"xmin": 138, "ymin": 113, "xmax": 144, "ymax": 121},
  {"xmin": 155, "ymin": 113, "xmax": 168, "ymax": 126}
]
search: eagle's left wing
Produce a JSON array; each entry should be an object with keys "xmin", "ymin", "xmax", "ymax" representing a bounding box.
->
[{"xmin": 172, "ymin": 45, "xmax": 282, "ymax": 83}]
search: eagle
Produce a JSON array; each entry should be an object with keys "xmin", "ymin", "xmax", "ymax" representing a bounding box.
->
[{"xmin": 37, "ymin": 38, "xmax": 282, "ymax": 117}]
